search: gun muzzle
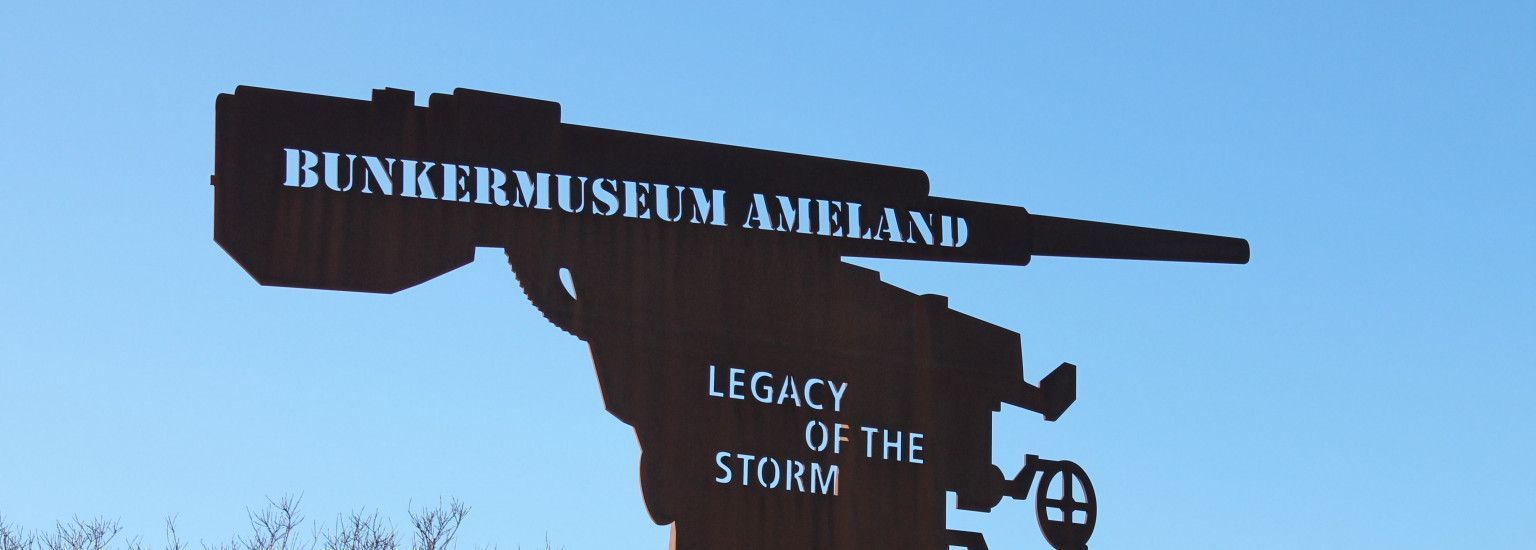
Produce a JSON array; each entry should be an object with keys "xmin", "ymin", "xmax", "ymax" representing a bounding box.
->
[{"xmin": 1029, "ymin": 214, "xmax": 1250, "ymax": 264}]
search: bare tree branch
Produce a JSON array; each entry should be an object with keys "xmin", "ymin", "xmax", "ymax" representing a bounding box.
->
[
  {"xmin": 237, "ymin": 496, "xmax": 307, "ymax": 550},
  {"xmin": 199, "ymin": 534, "xmax": 239, "ymax": 550},
  {"xmin": 1, "ymin": 514, "xmax": 35, "ymax": 550},
  {"xmin": 40, "ymin": 517, "xmax": 122, "ymax": 550},
  {"xmin": 3, "ymin": 497, "xmax": 506, "ymax": 550},
  {"xmin": 406, "ymin": 500, "xmax": 467, "ymax": 550},
  {"xmin": 320, "ymin": 510, "xmax": 394, "ymax": 550},
  {"xmin": 163, "ymin": 517, "xmax": 184, "ymax": 550}
]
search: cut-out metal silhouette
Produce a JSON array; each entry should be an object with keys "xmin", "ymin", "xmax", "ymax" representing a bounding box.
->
[{"xmin": 212, "ymin": 86, "xmax": 1249, "ymax": 550}]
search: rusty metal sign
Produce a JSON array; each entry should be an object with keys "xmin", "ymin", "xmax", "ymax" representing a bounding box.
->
[{"xmin": 212, "ymin": 86, "xmax": 1249, "ymax": 550}]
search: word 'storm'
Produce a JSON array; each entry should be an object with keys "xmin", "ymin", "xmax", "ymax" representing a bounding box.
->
[{"xmin": 714, "ymin": 450, "xmax": 840, "ymax": 496}]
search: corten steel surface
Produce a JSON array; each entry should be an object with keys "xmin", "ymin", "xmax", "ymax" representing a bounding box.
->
[{"xmin": 212, "ymin": 86, "xmax": 1249, "ymax": 550}]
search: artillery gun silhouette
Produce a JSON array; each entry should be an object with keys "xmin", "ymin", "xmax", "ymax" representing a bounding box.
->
[{"xmin": 213, "ymin": 86, "xmax": 1248, "ymax": 550}]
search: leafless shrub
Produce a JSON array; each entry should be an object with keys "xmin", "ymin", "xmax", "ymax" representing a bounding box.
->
[
  {"xmin": 320, "ymin": 511, "xmax": 394, "ymax": 550},
  {"xmin": 1, "ymin": 514, "xmax": 35, "ymax": 550},
  {"xmin": 0, "ymin": 498, "xmax": 531, "ymax": 550},
  {"xmin": 201, "ymin": 495, "xmax": 310, "ymax": 550},
  {"xmin": 406, "ymin": 500, "xmax": 467, "ymax": 550},
  {"xmin": 163, "ymin": 518, "xmax": 184, "ymax": 550},
  {"xmin": 39, "ymin": 517, "xmax": 122, "ymax": 550},
  {"xmin": 245, "ymin": 496, "xmax": 306, "ymax": 550},
  {"xmin": 536, "ymin": 535, "xmax": 563, "ymax": 550}
]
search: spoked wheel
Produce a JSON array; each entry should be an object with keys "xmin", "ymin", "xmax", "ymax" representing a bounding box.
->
[{"xmin": 1034, "ymin": 461, "xmax": 1096, "ymax": 550}]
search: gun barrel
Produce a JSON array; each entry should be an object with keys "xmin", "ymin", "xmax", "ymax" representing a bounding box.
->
[
  {"xmin": 213, "ymin": 86, "xmax": 1250, "ymax": 294},
  {"xmin": 1028, "ymin": 215, "xmax": 1250, "ymax": 264}
]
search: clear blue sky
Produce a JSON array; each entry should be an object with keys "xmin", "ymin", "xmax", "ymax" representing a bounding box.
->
[{"xmin": 2, "ymin": 2, "xmax": 1532, "ymax": 548}]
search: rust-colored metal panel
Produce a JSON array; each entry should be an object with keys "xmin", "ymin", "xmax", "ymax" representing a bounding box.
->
[{"xmin": 212, "ymin": 86, "xmax": 1249, "ymax": 550}]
